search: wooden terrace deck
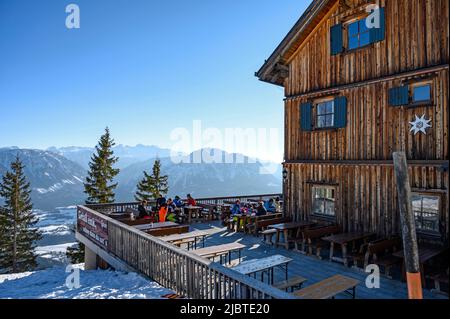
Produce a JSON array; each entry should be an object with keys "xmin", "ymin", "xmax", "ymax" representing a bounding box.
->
[{"xmin": 189, "ymin": 220, "xmax": 446, "ymax": 299}]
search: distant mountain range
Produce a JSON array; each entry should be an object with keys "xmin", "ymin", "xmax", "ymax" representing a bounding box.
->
[
  {"xmin": 47, "ymin": 144, "xmax": 172, "ymax": 169},
  {"xmin": 0, "ymin": 148, "xmax": 85, "ymax": 210},
  {"xmin": 115, "ymin": 149, "xmax": 282, "ymax": 202},
  {"xmin": 0, "ymin": 146, "xmax": 282, "ymax": 210}
]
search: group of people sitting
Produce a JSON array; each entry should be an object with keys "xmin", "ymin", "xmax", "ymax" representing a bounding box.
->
[
  {"xmin": 230, "ymin": 197, "xmax": 281, "ymax": 217},
  {"xmin": 136, "ymin": 194, "xmax": 197, "ymax": 223},
  {"xmin": 222, "ymin": 197, "xmax": 282, "ymax": 229}
]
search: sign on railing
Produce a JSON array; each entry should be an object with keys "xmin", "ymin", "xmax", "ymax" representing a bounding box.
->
[{"xmin": 77, "ymin": 208, "xmax": 109, "ymax": 250}]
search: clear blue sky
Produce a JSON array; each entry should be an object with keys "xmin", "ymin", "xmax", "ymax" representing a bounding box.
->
[{"xmin": 0, "ymin": 0, "xmax": 310, "ymax": 161}]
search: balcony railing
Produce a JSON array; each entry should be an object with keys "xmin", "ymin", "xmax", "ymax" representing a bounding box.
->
[{"xmin": 77, "ymin": 195, "xmax": 294, "ymax": 299}]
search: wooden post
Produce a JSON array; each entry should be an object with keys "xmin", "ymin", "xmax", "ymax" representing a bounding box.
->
[{"xmin": 393, "ymin": 152, "xmax": 423, "ymax": 299}]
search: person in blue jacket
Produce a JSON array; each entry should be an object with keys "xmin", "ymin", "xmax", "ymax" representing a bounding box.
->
[
  {"xmin": 264, "ymin": 199, "xmax": 277, "ymax": 213},
  {"xmin": 173, "ymin": 196, "xmax": 184, "ymax": 208},
  {"xmin": 231, "ymin": 200, "xmax": 242, "ymax": 215}
]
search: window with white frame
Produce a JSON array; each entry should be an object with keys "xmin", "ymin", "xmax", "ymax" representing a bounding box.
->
[
  {"xmin": 312, "ymin": 186, "xmax": 336, "ymax": 217},
  {"xmin": 412, "ymin": 194, "xmax": 440, "ymax": 235},
  {"xmin": 315, "ymin": 100, "xmax": 335, "ymax": 129}
]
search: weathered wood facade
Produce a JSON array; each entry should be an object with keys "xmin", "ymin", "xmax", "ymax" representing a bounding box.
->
[{"xmin": 257, "ymin": 0, "xmax": 449, "ymax": 242}]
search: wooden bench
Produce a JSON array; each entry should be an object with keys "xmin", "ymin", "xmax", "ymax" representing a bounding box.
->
[
  {"xmin": 428, "ymin": 269, "xmax": 449, "ymax": 294},
  {"xmin": 260, "ymin": 229, "xmax": 277, "ymax": 245},
  {"xmin": 295, "ymin": 225, "xmax": 340, "ymax": 258},
  {"xmin": 358, "ymin": 238, "xmax": 402, "ymax": 277},
  {"xmin": 172, "ymin": 238, "xmax": 196, "ymax": 250},
  {"xmin": 293, "ymin": 275, "xmax": 360, "ymax": 299},
  {"xmin": 245, "ymin": 213, "xmax": 283, "ymax": 234},
  {"xmin": 253, "ymin": 217, "xmax": 291, "ymax": 235},
  {"xmin": 273, "ymin": 275, "xmax": 307, "ymax": 292},
  {"xmin": 147, "ymin": 225, "xmax": 190, "ymax": 237},
  {"xmin": 193, "ymin": 243, "xmax": 246, "ymax": 264}
]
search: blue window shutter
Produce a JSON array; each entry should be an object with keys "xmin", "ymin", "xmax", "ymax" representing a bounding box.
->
[
  {"xmin": 369, "ymin": 7, "xmax": 386, "ymax": 43},
  {"xmin": 334, "ymin": 96, "xmax": 347, "ymax": 128},
  {"xmin": 389, "ymin": 86, "xmax": 409, "ymax": 106},
  {"xmin": 330, "ymin": 24, "xmax": 343, "ymax": 55},
  {"xmin": 300, "ymin": 102, "xmax": 313, "ymax": 131}
]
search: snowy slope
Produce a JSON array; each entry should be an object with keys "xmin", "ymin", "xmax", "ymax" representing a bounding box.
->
[
  {"xmin": 34, "ymin": 207, "xmax": 78, "ymax": 269},
  {"xmin": 0, "ymin": 264, "xmax": 173, "ymax": 299}
]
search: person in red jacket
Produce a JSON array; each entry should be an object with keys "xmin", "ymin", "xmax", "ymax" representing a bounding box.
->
[{"xmin": 186, "ymin": 194, "xmax": 196, "ymax": 206}]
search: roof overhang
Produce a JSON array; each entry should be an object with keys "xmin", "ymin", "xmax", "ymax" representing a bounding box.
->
[{"xmin": 255, "ymin": 0, "xmax": 338, "ymax": 87}]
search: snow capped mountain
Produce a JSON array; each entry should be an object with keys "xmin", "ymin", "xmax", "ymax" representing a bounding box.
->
[
  {"xmin": 0, "ymin": 147, "xmax": 281, "ymax": 210},
  {"xmin": 115, "ymin": 149, "xmax": 282, "ymax": 201},
  {"xmin": 48, "ymin": 144, "xmax": 171, "ymax": 169},
  {"xmin": 0, "ymin": 149, "xmax": 86, "ymax": 210}
]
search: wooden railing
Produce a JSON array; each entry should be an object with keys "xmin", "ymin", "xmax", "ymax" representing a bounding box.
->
[
  {"xmin": 86, "ymin": 194, "xmax": 282, "ymax": 214},
  {"xmin": 195, "ymin": 194, "xmax": 282, "ymax": 205},
  {"xmin": 77, "ymin": 203, "xmax": 294, "ymax": 299}
]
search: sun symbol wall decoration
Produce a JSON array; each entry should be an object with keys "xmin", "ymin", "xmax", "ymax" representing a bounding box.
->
[{"xmin": 409, "ymin": 114, "xmax": 432, "ymax": 135}]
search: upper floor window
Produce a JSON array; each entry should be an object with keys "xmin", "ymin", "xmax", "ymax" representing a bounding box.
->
[
  {"xmin": 316, "ymin": 100, "xmax": 335, "ymax": 128},
  {"xmin": 412, "ymin": 83, "xmax": 432, "ymax": 104},
  {"xmin": 412, "ymin": 193, "xmax": 440, "ymax": 235},
  {"xmin": 330, "ymin": 7, "xmax": 386, "ymax": 55},
  {"xmin": 347, "ymin": 18, "xmax": 370, "ymax": 50},
  {"xmin": 389, "ymin": 81, "xmax": 433, "ymax": 107}
]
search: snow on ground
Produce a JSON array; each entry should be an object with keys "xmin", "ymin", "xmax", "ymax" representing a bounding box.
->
[
  {"xmin": 34, "ymin": 207, "xmax": 78, "ymax": 268},
  {"xmin": 0, "ymin": 264, "xmax": 174, "ymax": 299},
  {"xmin": 35, "ymin": 242, "xmax": 78, "ymax": 263},
  {"xmin": 39, "ymin": 225, "xmax": 72, "ymax": 236}
]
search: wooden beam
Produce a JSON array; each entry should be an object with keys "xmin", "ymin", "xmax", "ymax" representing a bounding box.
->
[
  {"xmin": 284, "ymin": 64, "xmax": 449, "ymax": 101},
  {"xmin": 284, "ymin": 159, "xmax": 449, "ymax": 168},
  {"xmin": 393, "ymin": 152, "xmax": 423, "ymax": 300}
]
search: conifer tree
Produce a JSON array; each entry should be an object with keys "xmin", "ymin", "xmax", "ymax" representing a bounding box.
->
[
  {"xmin": 135, "ymin": 159, "xmax": 168, "ymax": 201},
  {"xmin": 0, "ymin": 156, "xmax": 42, "ymax": 274},
  {"xmin": 71, "ymin": 128, "xmax": 119, "ymax": 264},
  {"xmin": 84, "ymin": 127, "xmax": 120, "ymax": 204}
]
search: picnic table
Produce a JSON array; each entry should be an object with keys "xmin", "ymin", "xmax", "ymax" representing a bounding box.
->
[
  {"xmin": 184, "ymin": 205, "xmax": 203, "ymax": 224},
  {"xmin": 192, "ymin": 242, "xmax": 246, "ymax": 264},
  {"xmin": 293, "ymin": 275, "xmax": 360, "ymax": 299},
  {"xmin": 322, "ymin": 232, "xmax": 375, "ymax": 266},
  {"xmin": 160, "ymin": 230, "xmax": 209, "ymax": 250},
  {"xmin": 393, "ymin": 244, "xmax": 448, "ymax": 286},
  {"xmin": 269, "ymin": 221, "xmax": 317, "ymax": 249},
  {"xmin": 134, "ymin": 221, "xmax": 179, "ymax": 231},
  {"xmin": 231, "ymin": 255, "xmax": 293, "ymax": 284},
  {"xmin": 197, "ymin": 204, "xmax": 219, "ymax": 221}
]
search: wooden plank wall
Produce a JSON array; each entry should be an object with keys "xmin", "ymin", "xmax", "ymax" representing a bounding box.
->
[
  {"xmin": 284, "ymin": 163, "xmax": 449, "ymax": 239},
  {"xmin": 280, "ymin": 0, "xmax": 449, "ymax": 241},
  {"xmin": 285, "ymin": 69, "xmax": 448, "ymax": 161},
  {"xmin": 286, "ymin": 0, "xmax": 449, "ymax": 96}
]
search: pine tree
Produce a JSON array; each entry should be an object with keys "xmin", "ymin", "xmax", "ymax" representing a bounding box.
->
[
  {"xmin": 84, "ymin": 127, "xmax": 120, "ymax": 204},
  {"xmin": 135, "ymin": 159, "xmax": 168, "ymax": 201},
  {"xmin": 71, "ymin": 128, "xmax": 119, "ymax": 264},
  {"xmin": 0, "ymin": 156, "xmax": 42, "ymax": 274}
]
